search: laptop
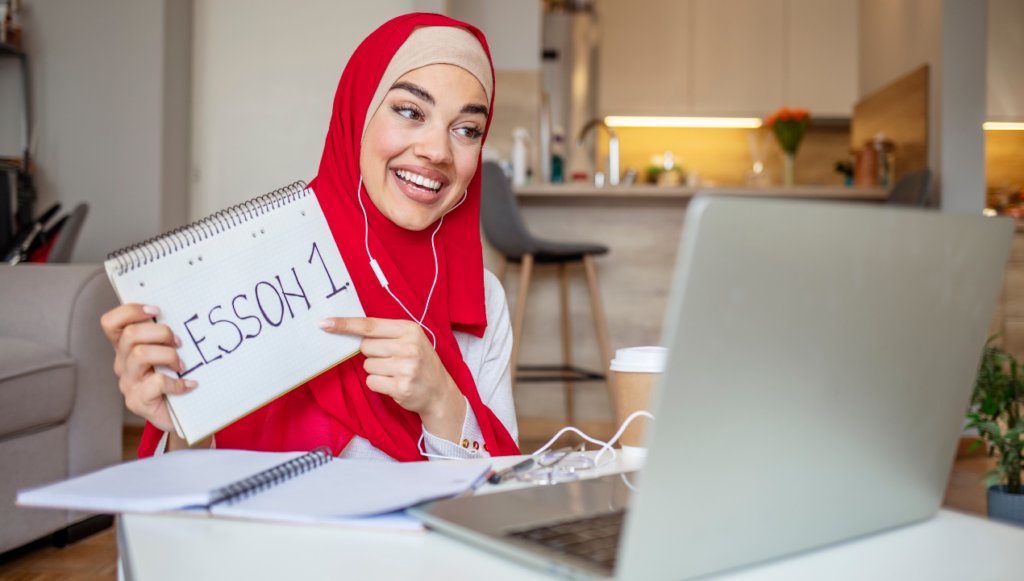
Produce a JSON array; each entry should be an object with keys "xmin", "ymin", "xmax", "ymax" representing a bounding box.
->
[{"xmin": 409, "ymin": 197, "xmax": 1014, "ymax": 581}]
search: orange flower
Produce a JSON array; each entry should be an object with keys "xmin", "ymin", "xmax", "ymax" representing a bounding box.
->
[
  {"xmin": 765, "ymin": 113, "xmax": 778, "ymax": 128},
  {"xmin": 791, "ymin": 108, "xmax": 809, "ymax": 121},
  {"xmin": 778, "ymin": 108, "xmax": 793, "ymax": 121}
]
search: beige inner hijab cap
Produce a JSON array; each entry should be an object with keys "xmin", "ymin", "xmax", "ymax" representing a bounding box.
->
[{"xmin": 362, "ymin": 26, "xmax": 493, "ymax": 138}]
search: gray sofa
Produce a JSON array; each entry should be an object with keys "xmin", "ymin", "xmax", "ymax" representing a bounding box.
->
[{"xmin": 0, "ymin": 264, "xmax": 121, "ymax": 553}]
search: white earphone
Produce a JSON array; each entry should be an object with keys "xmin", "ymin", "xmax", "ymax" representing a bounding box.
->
[{"xmin": 357, "ymin": 175, "xmax": 467, "ymax": 348}]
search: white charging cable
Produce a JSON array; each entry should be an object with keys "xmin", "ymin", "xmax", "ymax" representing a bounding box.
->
[
  {"xmin": 357, "ymin": 175, "xmax": 467, "ymax": 348},
  {"xmin": 531, "ymin": 410, "xmax": 655, "ymax": 469},
  {"xmin": 416, "ymin": 410, "xmax": 656, "ymax": 464}
]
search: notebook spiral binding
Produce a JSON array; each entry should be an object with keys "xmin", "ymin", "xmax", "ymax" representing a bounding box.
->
[
  {"xmin": 209, "ymin": 446, "xmax": 333, "ymax": 507},
  {"xmin": 106, "ymin": 180, "xmax": 309, "ymax": 276}
]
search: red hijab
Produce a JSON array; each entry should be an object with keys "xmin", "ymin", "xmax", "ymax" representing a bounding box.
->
[{"xmin": 139, "ymin": 13, "xmax": 519, "ymax": 460}]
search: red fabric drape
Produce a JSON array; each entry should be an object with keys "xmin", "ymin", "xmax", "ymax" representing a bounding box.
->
[{"xmin": 138, "ymin": 13, "xmax": 519, "ymax": 460}]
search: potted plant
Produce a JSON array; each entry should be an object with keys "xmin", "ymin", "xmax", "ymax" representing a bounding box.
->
[
  {"xmin": 765, "ymin": 108, "xmax": 810, "ymax": 187},
  {"xmin": 967, "ymin": 338, "xmax": 1024, "ymax": 525}
]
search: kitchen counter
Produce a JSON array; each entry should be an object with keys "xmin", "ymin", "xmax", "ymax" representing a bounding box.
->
[{"xmin": 513, "ymin": 184, "xmax": 888, "ymax": 205}]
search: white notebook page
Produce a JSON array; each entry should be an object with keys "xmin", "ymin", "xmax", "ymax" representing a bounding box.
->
[
  {"xmin": 104, "ymin": 187, "xmax": 364, "ymax": 443},
  {"xmin": 210, "ymin": 460, "xmax": 492, "ymax": 522},
  {"xmin": 17, "ymin": 450, "xmax": 304, "ymax": 513}
]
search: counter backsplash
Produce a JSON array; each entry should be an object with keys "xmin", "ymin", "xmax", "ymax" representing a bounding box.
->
[{"xmin": 594, "ymin": 125, "xmax": 851, "ymax": 188}]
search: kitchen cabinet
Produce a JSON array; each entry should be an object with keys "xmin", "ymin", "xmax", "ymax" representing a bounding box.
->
[
  {"xmin": 692, "ymin": 0, "xmax": 785, "ymax": 116},
  {"xmin": 596, "ymin": 0, "xmax": 857, "ymax": 118},
  {"xmin": 987, "ymin": 0, "xmax": 1024, "ymax": 121},
  {"xmin": 596, "ymin": 0, "xmax": 690, "ymax": 116},
  {"xmin": 787, "ymin": 0, "xmax": 858, "ymax": 117}
]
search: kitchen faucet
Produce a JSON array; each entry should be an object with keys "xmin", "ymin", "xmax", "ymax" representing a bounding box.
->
[{"xmin": 576, "ymin": 119, "xmax": 620, "ymax": 186}]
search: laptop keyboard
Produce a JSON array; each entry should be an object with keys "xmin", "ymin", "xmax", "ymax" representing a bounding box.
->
[{"xmin": 506, "ymin": 510, "xmax": 625, "ymax": 571}]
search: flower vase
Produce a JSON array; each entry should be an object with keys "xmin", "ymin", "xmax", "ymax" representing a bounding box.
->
[{"xmin": 783, "ymin": 152, "xmax": 795, "ymax": 187}]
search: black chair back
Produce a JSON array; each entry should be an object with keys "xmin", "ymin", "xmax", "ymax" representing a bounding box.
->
[
  {"xmin": 886, "ymin": 168, "xmax": 931, "ymax": 207},
  {"xmin": 48, "ymin": 203, "xmax": 88, "ymax": 263},
  {"xmin": 480, "ymin": 161, "xmax": 538, "ymax": 259}
]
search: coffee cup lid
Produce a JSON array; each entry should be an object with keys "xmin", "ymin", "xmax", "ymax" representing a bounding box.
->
[{"xmin": 610, "ymin": 346, "xmax": 668, "ymax": 373}]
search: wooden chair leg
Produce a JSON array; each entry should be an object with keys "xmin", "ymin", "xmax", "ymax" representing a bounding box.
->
[
  {"xmin": 583, "ymin": 254, "xmax": 615, "ymax": 415},
  {"xmin": 496, "ymin": 255, "xmax": 507, "ymax": 283},
  {"xmin": 559, "ymin": 263, "xmax": 574, "ymax": 426},
  {"xmin": 510, "ymin": 254, "xmax": 534, "ymax": 385}
]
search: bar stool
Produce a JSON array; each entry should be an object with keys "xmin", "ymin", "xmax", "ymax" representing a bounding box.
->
[{"xmin": 480, "ymin": 161, "xmax": 614, "ymax": 424}]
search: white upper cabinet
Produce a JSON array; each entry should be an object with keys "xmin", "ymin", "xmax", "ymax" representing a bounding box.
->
[
  {"xmin": 786, "ymin": 0, "xmax": 858, "ymax": 117},
  {"xmin": 692, "ymin": 0, "xmax": 785, "ymax": 116},
  {"xmin": 988, "ymin": 0, "xmax": 1024, "ymax": 121},
  {"xmin": 597, "ymin": 0, "xmax": 858, "ymax": 118},
  {"xmin": 597, "ymin": 0, "xmax": 691, "ymax": 116}
]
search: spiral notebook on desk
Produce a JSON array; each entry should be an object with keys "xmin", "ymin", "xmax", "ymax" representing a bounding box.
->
[
  {"xmin": 17, "ymin": 448, "xmax": 492, "ymax": 529},
  {"xmin": 103, "ymin": 182, "xmax": 365, "ymax": 445}
]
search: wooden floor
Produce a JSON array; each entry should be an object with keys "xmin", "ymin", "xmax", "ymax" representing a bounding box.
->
[{"xmin": 0, "ymin": 429, "xmax": 1004, "ymax": 581}]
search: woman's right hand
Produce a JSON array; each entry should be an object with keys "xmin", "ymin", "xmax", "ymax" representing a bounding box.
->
[{"xmin": 100, "ymin": 304, "xmax": 197, "ymax": 432}]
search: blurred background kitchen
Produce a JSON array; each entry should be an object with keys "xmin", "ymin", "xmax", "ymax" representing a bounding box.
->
[{"xmin": 0, "ymin": 0, "xmax": 1021, "ymax": 442}]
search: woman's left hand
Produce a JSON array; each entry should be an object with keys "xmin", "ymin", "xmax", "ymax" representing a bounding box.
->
[{"xmin": 318, "ymin": 317, "xmax": 467, "ymax": 442}]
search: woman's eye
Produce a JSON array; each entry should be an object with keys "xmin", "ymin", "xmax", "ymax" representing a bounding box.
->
[
  {"xmin": 456, "ymin": 126, "xmax": 483, "ymax": 140},
  {"xmin": 392, "ymin": 105, "xmax": 423, "ymax": 121}
]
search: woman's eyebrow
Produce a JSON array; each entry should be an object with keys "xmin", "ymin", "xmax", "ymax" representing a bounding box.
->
[
  {"xmin": 390, "ymin": 81, "xmax": 434, "ymax": 105},
  {"xmin": 461, "ymin": 103, "xmax": 489, "ymax": 118}
]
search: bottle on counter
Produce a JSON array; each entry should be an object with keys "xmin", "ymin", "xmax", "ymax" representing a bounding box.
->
[
  {"xmin": 550, "ymin": 126, "xmax": 565, "ymax": 184},
  {"xmin": 854, "ymin": 146, "xmax": 878, "ymax": 187},
  {"xmin": 512, "ymin": 127, "xmax": 530, "ymax": 186},
  {"xmin": 872, "ymin": 132, "xmax": 896, "ymax": 188}
]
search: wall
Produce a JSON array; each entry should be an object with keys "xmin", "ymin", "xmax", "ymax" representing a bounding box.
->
[
  {"xmin": 189, "ymin": 0, "xmax": 415, "ymax": 220},
  {"xmin": 939, "ymin": 0, "xmax": 987, "ymax": 214},
  {"xmin": 448, "ymin": 0, "xmax": 542, "ymax": 165},
  {"xmin": 17, "ymin": 0, "xmax": 191, "ymax": 263}
]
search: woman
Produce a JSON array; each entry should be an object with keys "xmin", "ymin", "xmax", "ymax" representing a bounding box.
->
[{"xmin": 100, "ymin": 14, "xmax": 520, "ymax": 461}]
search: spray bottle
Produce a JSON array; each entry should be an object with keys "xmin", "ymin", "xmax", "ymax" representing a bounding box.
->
[{"xmin": 512, "ymin": 128, "xmax": 530, "ymax": 186}]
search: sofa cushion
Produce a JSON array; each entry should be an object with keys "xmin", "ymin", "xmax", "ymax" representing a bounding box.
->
[{"xmin": 0, "ymin": 337, "xmax": 75, "ymax": 439}]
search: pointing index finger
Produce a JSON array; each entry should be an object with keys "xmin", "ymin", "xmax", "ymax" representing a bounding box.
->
[{"xmin": 318, "ymin": 317, "xmax": 407, "ymax": 338}]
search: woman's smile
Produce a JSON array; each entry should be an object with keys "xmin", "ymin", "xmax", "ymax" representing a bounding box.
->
[{"xmin": 390, "ymin": 165, "xmax": 450, "ymax": 204}]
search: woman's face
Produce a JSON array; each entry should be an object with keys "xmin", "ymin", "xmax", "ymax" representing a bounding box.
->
[{"xmin": 360, "ymin": 64, "xmax": 489, "ymax": 231}]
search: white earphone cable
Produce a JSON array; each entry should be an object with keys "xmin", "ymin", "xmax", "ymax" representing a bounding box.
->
[
  {"xmin": 357, "ymin": 175, "xmax": 466, "ymax": 348},
  {"xmin": 419, "ymin": 190, "xmax": 467, "ymax": 325}
]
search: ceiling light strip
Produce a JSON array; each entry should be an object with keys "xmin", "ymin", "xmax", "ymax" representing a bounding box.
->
[
  {"xmin": 604, "ymin": 116, "xmax": 764, "ymax": 129},
  {"xmin": 984, "ymin": 122, "xmax": 1024, "ymax": 131}
]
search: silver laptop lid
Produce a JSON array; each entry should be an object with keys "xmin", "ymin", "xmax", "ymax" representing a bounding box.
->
[{"xmin": 618, "ymin": 197, "xmax": 1014, "ymax": 580}]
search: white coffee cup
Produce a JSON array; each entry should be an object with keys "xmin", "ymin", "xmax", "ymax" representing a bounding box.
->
[{"xmin": 610, "ymin": 346, "xmax": 668, "ymax": 457}]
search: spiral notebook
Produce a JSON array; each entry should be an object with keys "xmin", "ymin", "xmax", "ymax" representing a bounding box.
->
[
  {"xmin": 17, "ymin": 448, "xmax": 492, "ymax": 528},
  {"xmin": 104, "ymin": 182, "xmax": 365, "ymax": 445}
]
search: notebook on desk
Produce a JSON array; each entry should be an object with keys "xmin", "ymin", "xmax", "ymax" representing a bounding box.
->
[
  {"xmin": 103, "ymin": 182, "xmax": 365, "ymax": 445},
  {"xmin": 17, "ymin": 448, "xmax": 491, "ymax": 530}
]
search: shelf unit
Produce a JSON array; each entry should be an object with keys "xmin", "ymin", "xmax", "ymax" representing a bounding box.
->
[{"xmin": 0, "ymin": 40, "xmax": 34, "ymax": 251}]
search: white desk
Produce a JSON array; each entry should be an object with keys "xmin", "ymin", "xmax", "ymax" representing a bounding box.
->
[{"xmin": 118, "ymin": 453, "xmax": 1024, "ymax": 581}]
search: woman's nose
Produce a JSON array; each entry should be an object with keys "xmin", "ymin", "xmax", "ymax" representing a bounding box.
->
[{"xmin": 413, "ymin": 123, "xmax": 453, "ymax": 165}]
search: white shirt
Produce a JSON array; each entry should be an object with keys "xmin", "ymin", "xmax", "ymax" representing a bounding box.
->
[{"xmin": 154, "ymin": 269, "xmax": 518, "ymax": 460}]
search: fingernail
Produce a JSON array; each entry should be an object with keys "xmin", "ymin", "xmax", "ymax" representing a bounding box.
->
[
  {"xmin": 174, "ymin": 335, "xmax": 182, "ymax": 348},
  {"xmin": 183, "ymin": 379, "xmax": 198, "ymax": 389},
  {"xmin": 318, "ymin": 319, "xmax": 334, "ymax": 330},
  {"xmin": 143, "ymin": 305, "xmax": 160, "ymax": 316}
]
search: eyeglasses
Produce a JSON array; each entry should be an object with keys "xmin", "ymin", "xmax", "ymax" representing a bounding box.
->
[{"xmin": 517, "ymin": 444, "xmax": 596, "ymax": 485}]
